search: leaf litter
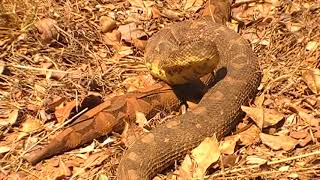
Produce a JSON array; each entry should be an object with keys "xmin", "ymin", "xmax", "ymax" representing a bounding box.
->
[{"xmin": 0, "ymin": 0, "xmax": 320, "ymax": 179}]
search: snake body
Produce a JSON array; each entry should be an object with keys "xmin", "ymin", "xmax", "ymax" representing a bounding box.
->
[{"xmin": 117, "ymin": 19, "xmax": 261, "ymax": 179}]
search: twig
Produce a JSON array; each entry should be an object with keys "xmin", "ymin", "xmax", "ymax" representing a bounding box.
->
[
  {"xmin": 9, "ymin": 64, "xmax": 73, "ymax": 73},
  {"xmin": 19, "ymin": 108, "xmax": 88, "ymax": 157},
  {"xmin": 210, "ymin": 149, "xmax": 320, "ymax": 177}
]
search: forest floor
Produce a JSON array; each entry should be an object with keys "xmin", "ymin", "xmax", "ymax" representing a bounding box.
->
[{"xmin": 0, "ymin": 0, "xmax": 320, "ymax": 179}]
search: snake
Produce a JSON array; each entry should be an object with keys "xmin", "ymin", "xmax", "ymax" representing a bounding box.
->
[{"xmin": 116, "ymin": 9, "xmax": 262, "ymax": 180}]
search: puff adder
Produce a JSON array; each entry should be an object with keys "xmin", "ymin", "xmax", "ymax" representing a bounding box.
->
[{"xmin": 117, "ymin": 19, "xmax": 261, "ymax": 179}]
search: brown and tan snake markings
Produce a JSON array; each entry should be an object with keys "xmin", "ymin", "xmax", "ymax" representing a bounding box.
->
[{"xmin": 117, "ymin": 19, "xmax": 261, "ymax": 179}]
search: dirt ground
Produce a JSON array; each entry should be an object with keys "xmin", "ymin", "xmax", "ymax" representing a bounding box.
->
[{"xmin": 0, "ymin": 0, "xmax": 320, "ymax": 179}]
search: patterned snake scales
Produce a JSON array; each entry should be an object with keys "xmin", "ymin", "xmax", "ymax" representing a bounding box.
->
[{"xmin": 117, "ymin": 18, "xmax": 262, "ymax": 179}]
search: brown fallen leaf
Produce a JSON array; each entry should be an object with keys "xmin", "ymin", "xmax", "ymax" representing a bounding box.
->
[
  {"xmin": 178, "ymin": 135, "xmax": 220, "ymax": 179},
  {"xmin": 151, "ymin": 6, "xmax": 161, "ymax": 18},
  {"xmin": 221, "ymin": 154, "xmax": 238, "ymax": 168},
  {"xmin": 241, "ymin": 106, "xmax": 284, "ymax": 129},
  {"xmin": 118, "ymin": 23, "xmax": 147, "ymax": 44},
  {"xmin": 34, "ymin": 18, "xmax": 58, "ymax": 42},
  {"xmin": 102, "ymin": 30, "xmax": 122, "ymax": 50},
  {"xmin": 58, "ymin": 159, "xmax": 72, "ymax": 178},
  {"xmin": 135, "ymin": 111, "xmax": 148, "ymax": 128},
  {"xmin": 0, "ymin": 109, "xmax": 19, "ymax": 127},
  {"xmin": 122, "ymin": 74, "xmax": 157, "ymax": 92},
  {"xmin": 201, "ymin": 0, "xmax": 230, "ymax": 24},
  {"xmin": 128, "ymin": 0, "xmax": 145, "ymax": 8},
  {"xmin": 100, "ymin": 16, "xmax": 117, "ymax": 33},
  {"xmin": 290, "ymin": 130, "xmax": 308, "ymax": 139},
  {"xmin": 161, "ymin": 9, "xmax": 180, "ymax": 20},
  {"xmin": 0, "ymin": 146, "xmax": 11, "ymax": 154},
  {"xmin": 299, "ymin": 134, "xmax": 312, "ymax": 147},
  {"xmin": 238, "ymin": 124, "xmax": 260, "ymax": 146},
  {"xmin": 260, "ymin": 133, "xmax": 298, "ymax": 151},
  {"xmin": 220, "ymin": 135, "xmax": 240, "ymax": 155},
  {"xmin": 287, "ymin": 104, "xmax": 319, "ymax": 126},
  {"xmin": 184, "ymin": 0, "xmax": 204, "ymax": 12},
  {"xmin": 306, "ymin": 41, "xmax": 319, "ymax": 51},
  {"xmin": 21, "ymin": 117, "xmax": 43, "ymax": 133},
  {"xmin": 298, "ymin": 111, "xmax": 319, "ymax": 127},
  {"xmin": 55, "ymin": 100, "xmax": 77, "ymax": 123},
  {"xmin": 83, "ymin": 150, "xmax": 111, "ymax": 168},
  {"xmin": 302, "ymin": 68, "xmax": 320, "ymax": 94},
  {"xmin": 246, "ymin": 156, "xmax": 267, "ymax": 165},
  {"xmin": 43, "ymin": 96, "xmax": 66, "ymax": 111}
]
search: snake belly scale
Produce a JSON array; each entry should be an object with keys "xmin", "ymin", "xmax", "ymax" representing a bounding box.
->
[{"xmin": 117, "ymin": 19, "xmax": 261, "ymax": 179}]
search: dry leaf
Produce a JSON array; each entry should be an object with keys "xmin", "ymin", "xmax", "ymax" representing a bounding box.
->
[
  {"xmin": 118, "ymin": 23, "xmax": 147, "ymax": 43},
  {"xmin": 44, "ymin": 96, "xmax": 66, "ymax": 111},
  {"xmin": 58, "ymin": 159, "xmax": 72, "ymax": 177},
  {"xmin": 0, "ymin": 109, "xmax": 19, "ymax": 127},
  {"xmin": 298, "ymin": 111, "xmax": 319, "ymax": 126},
  {"xmin": 98, "ymin": 174, "xmax": 109, "ymax": 180},
  {"xmin": 161, "ymin": 9, "xmax": 180, "ymax": 20},
  {"xmin": 239, "ymin": 124, "xmax": 260, "ymax": 145},
  {"xmin": 135, "ymin": 111, "xmax": 148, "ymax": 128},
  {"xmin": 55, "ymin": 100, "xmax": 77, "ymax": 123},
  {"xmin": 178, "ymin": 135, "xmax": 220, "ymax": 179},
  {"xmin": 184, "ymin": 0, "xmax": 204, "ymax": 12},
  {"xmin": 260, "ymin": 133, "xmax": 298, "ymax": 151},
  {"xmin": 246, "ymin": 156, "xmax": 267, "ymax": 165},
  {"xmin": 122, "ymin": 74, "xmax": 156, "ymax": 92},
  {"xmin": 128, "ymin": 0, "xmax": 145, "ymax": 8},
  {"xmin": 302, "ymin": 69, "xmax": 320, "ymax": 94},
  {"xmin": 78, "ymin": 141, "xmax": 96, "ymax": 154},
  {"xmin": 34, "ymin": 84, "xmax": 46, "ymax": 95},
  {"xmin": 290, "ymin": 130, "xmax": 308, "ymax": 139},
  {"xmin": 241, "ymin": 106, "xmax": 284, "ymax": 129},
  {"xmin": 21, "ymin": 118, "xmax": 43, "ymax": 133},
  {"xmin": 100, "ymin": 16, "xmax": 117, "ymax": 33},
  {"xmin": 306, "ymin": 41, "xmax": 319, "ymax": 51},
  {"xmin": 299, "ymin": 134, "xmax": 312, "ymax": 147},
  {"xmin": 83, "ymin": 151, "xmax": 111, "ymax": 168},
  {"xmin": 220, "ymin": 135, "xmax": 240, "ymax": 155},
  {"xmin": 151, "ymin": 7, "xmax": 161, "ymax": 18},
  {"xmin": 102, "ymin": 30, "xmax": 122, "ymax": 50},
  {"xmin": 116, "ymin": 46, "xmax": 134, "ymax": 58},
  {"xmin": 34, "ymin": 18, "xmax": 58, "ymax": 42},
  {"xmin": 184, "ymin": 0, "xmax": 197, "ymax": 10},
  {"xmin": 279, "ymin": 165, "xmax": 290, "ymax": 171},
  {"xmin": 0, "ymin": 146, "xmax": 11, "ymax": 154}
]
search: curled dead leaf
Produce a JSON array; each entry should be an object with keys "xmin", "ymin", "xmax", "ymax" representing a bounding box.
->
[
  {"xmin": 306, "ymin": 41, "xmax": 319, "ymax": 51},
  {"xmin": 178, "ymin": 135, "xmax": 220, "ymax": 179},
  {"xmin": 34, "ymin": 18, "xmax": 58, "ymax": 42},
  {"xmin": 302, "ymin": 68, "xmax": 320, "ymax": 94},
  {"xmin": 128, "ymin": 0, "xmax": 145, "ymax": 8},
  {"xmin": 0, "ymin": 146, "xmax": 11, "ymax": 154},
  {"xmin": 260, "ymin": 133, "xmax": 298, "ymax": 151},
  {"xmin": 220, "ymin": 135, "xmax": 240, "ymax": 155},
  {"xmin": 241, "ymin": 106, "xmax": 284, "ymax": 129},
  {"xmin": 184, "ymin": 0, "xmax": 204, "ymax": 12},
  {"xmin": 0, "ymin": 109, "xmax": 19, "ymax": 127},
  {"xmin": 238, "ymin": 124, "xmax": 260, "ymax": 146},
  {"xmin": 102, "ymin": 30, "xmax": 122, "ymax": 50},
  {"xmin": 118, "ymin": 23, "xmax": 147, "ymax": 44},
  {"xmin": 135, "ymin": 111, "xmax": 147, "ymax": 128},
  {"xmin": 122, "ymin": 74, "xmax": 156, "ymax": 92},
  {"xmin": 55, "ymin": 100, "xmax": 77, "ymax": 123},
  {"xmin": 21, "ymin": 117, "xmax": 43, "ymax": 133}
]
